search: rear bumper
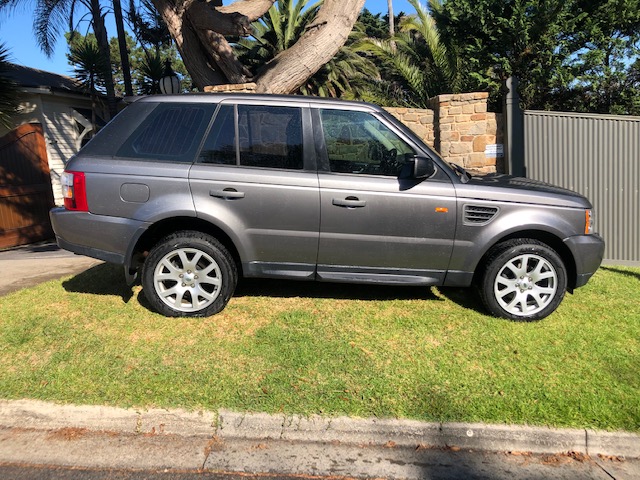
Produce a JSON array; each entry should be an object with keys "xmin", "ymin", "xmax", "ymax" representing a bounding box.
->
[
  {"xmin": 50, "ymin": 208, "xmax": 145, "ymax": 266},
  {"xmin": 564, "ymin": 234, "xmax": 605, "ymax": 288}
]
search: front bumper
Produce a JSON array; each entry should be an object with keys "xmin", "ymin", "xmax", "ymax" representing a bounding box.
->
[{"xmin": 564, "ymin": 233, "xmax": 605, "ymax": 288}]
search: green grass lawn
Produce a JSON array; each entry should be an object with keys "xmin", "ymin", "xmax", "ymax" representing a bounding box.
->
[{"xmin": 0, "ymin": 263, "xmax": 638, "ymax": 432}]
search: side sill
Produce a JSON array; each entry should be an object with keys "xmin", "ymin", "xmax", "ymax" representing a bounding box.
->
[
  {"xmin": 317, "ymin": 265, "xmax": 445, "ymax": 286},
  {"xmin": 243, "ymin": 262, "xmax": 316, "ymax": 280}
]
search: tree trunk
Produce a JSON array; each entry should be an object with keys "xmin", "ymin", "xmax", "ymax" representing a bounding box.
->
[
  {"xmin": 388, "ymin": 0, "xmax": 396, "ymax": 52},
  {"xmin": 254, "ymin": 0, "xmax": 366, "ymax": 94},
  {"xmin": 153, "ymin": 0, "xmax": 363, "ymax": 94},
  {"xmin": 113, "ymin": 0, "xmax": 134, "ymax": 96},
  {"xmin": 89, "ymin": 0, "xmax": 118, "ymax": 118}
]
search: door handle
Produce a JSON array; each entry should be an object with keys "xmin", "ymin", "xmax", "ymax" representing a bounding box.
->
[
  {"xmin": 210, "ymin": 188, "xmax": 245, "ymax": 200},
  {"xmin": 332, "ymin": 196, "xmax": 366, "ymax": 208}
]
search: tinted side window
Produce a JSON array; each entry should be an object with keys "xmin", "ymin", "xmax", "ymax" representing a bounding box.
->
[
  {"xmin": 118, "ymin": 103, "xmax": 214, "ymax": 163},
  {"xmin": 320, "ymin": 109, "xmax": 415, "ymax": 176},
  {"xmin": 238, "ymin": 105, "xmax": 303, "ymax": 169},
  {"xmin": 198, "ymin": 105, "xmax": 236, "ymax": 165},
  {"xmin": 198, "ymin": 105, "xmax": 304, "ymax": 170}
]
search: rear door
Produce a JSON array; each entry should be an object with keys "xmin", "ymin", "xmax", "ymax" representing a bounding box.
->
[
  {"xmin": 314, "ymin": 107, "xmax": 457, "ymax": 285},
  {"xmin": 189, "ymin": 101, "xmax": 321, "ymax": 279}
]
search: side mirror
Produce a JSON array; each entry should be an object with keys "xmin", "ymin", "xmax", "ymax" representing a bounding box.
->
[{"xmin": 399, "ymin": 156, "xmax": 436, "ymax": 179}]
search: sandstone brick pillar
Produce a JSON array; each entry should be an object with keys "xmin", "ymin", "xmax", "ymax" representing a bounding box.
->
[
  {"xmin": 204, "ymin": 83, "xmax": 258, "ymax": 93},
  {"xmin": 429, "ymin": 92, "xmax": 503, "ymax": 174}
]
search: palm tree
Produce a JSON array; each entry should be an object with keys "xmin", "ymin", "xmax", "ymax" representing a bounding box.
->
[
  {"xmin": 136, "ymin": 51, "xmax": 164, "ymax": 94},
  {"xmin": 113, "ymin": 0, "xmax": 133, "ymax": 96},
  {"xmin": 68, "ymin": 38, "xmax": 110, "ymax": 131},
  {"xmin": 0, "ymin": 0, "xmax": 118, "ymax": 118},
  {"xmin": 355, "ymin": 0, "xmax": 460, "ymax": 107},
  {"xmin": 0, "ymin": 43, "xmax": 19, "ymax": 129},
  {"xmin": 236, "ymin": 0, "xmax": 380, "ymax": 98}
]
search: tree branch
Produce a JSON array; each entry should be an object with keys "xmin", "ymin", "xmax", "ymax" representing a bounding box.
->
[{"xmin": 254, "ymin": 0, "xmax": 365, "ymax": 94}]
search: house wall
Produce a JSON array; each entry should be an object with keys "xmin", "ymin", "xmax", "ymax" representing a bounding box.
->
[
  {"xmin": 41, "ymin": 96, "xmax": 84, "ymax": 205},
  {"xmin": 2, "ymin": 91, "xmax": 96, "ymax": 205}
]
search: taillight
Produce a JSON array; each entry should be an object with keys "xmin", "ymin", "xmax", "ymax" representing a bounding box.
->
[{"xmin": 61, "ymin": 171, "xmax": 89, "ymax": 211}]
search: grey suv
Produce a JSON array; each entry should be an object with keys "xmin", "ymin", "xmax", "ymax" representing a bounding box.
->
[{"xmin": 50, "ymin": 94, "xmax": 604, "ymax": 321}]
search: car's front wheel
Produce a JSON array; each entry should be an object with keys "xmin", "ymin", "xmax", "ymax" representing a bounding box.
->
[
  {"xmin": 142, "ymin": 231, "xmax": 237, "ymax": 317},
  {"xmin": 478, "ymin": 239, "xmax": 567, "ymax": 321}
]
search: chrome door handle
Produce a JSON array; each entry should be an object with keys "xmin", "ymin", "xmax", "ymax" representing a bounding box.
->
[
  {"xmin": 332, "ymin": 196, "xmax": 366, "ymax": 208},
  {"xmin": 210, "ymin": 188, "xmax": 245, "ymax": 199}
]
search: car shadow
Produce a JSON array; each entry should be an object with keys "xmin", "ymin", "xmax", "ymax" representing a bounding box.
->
[
  {"xmin": 600, "ymin": 266, "xmax": 640, "ymax": 281},
  {"xmin": 233, "ymin": 277, "xmax": 443, "ymax": 302},
  {"xmin": 62, "ymin": 263, "xmax": 488, "ymax": 314},
  {"xmin": 62, "ymin": 263, "xmax": 134, "ymax": 303},
  {"xmin": 434, "ymin": 286, "xmax": 487, "ymax": 314}
]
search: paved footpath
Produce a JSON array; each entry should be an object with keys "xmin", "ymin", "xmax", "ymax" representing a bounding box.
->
[
  {"xmin": 0, "ymin": 400, "xmax": 639, "ymax": 479},
  {"xmin": 0, "ymin": 242, "xmax": 101, "ymax": 296}
]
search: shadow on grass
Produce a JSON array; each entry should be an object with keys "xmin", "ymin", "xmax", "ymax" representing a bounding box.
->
[
  {"xmin": 62, "ymin": 263, "xmax": 134, "ymax": 303},
  {"xmin": 601, "ymin": 266, "xmax": 640, "ymax": 282},
  {"xmin": 234, "ymin": 278, "xmax": 443, "ymax": 302},
  {"xmin": 62, "ymin": 263, "xmax": 487, "ymax": 313},
  {"xmin": 435, "ymin": 286, "xmax": 486, "ymax": 315}
]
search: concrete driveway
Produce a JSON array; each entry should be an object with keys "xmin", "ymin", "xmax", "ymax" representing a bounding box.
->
[{"xmin": 0, "ymin": 242, "xmax": 102, "ymax": 296}]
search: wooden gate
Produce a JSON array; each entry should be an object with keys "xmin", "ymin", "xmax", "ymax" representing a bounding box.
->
[{"xmin": 0, "ymin": 123, "xmax": 55, "ymax": 249}]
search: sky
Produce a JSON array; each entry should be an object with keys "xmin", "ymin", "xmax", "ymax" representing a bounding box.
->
[{"xmin": 0, "ymin": 0, "xmax": 415, "ymax": 77}]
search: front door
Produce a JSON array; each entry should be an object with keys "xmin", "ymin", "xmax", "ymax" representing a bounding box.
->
[{"xmin": 315, "ymin": 108, "xmax": 457, "ymax": 285}]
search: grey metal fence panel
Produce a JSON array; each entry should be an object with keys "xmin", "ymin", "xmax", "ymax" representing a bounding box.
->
[{"xmin": 524, "ymin": 110, "xmax": 640, "ymax": 266}]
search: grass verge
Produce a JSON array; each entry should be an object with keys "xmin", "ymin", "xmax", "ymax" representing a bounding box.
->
[{"xmin": 0, "ymin": 264, "xmax": 638, "ymax": 431}]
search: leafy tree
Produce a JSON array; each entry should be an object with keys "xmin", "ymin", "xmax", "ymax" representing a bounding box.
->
[
  {"xmin": 0, "ymin": 43, "xmax": 19, "ymax": 129},
  {"xmin": 432, "ymin": 0, "xmax": 640, "ymax": 114},
  {"xmin": 432, "ymin": 0, "xmax": 575, "ymax": 110},
  {"xmin": 559, "ymin": 0, "xmax": 640, "ymax": 114}
]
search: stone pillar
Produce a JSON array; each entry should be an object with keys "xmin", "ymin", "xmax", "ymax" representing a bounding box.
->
[
  {"xmin": 204, "ymin": 83, "xmax": 258, "ymax": 93},
  {"xmin": 384, "ymin": 107, "xmax": 436, "ymax": 149},
  {"xmin": 428, "ymin": 92, "xmax": 502, "ymax": 174}
]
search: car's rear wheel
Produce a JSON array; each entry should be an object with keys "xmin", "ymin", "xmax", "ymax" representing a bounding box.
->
[
  {"xmin": 478, "ymin": 239, "xmax": 567, "ymax": 321},
  {"xmin": 142, "ymin": 231, "xmax": 237, "ymax": 317}
]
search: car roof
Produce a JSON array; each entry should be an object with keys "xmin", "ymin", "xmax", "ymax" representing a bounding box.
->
[{"xmin": 132, "ymin": 93, "xmax": 383, "ymax": 111}]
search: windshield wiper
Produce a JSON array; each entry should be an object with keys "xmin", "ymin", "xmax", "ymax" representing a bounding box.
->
[{"xmin": 449, "ymin": 162, "xmax": 471, "ymax": 183}]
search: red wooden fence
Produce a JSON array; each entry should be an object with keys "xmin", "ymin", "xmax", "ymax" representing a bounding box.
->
[{"xmin": 0, "ymin": 123, "xmax": 55, "ymax": 249}]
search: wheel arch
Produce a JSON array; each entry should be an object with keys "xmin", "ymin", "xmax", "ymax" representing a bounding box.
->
[
  {"xmin": 126, "ymin": 217, "xmax": 243, "ymax": 277},
  {"xmin": 473, "ymin": 230, "xmax": 578, "ymax": 292}
]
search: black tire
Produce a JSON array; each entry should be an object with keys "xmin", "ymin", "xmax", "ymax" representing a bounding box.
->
[
  {"xmin": 477, "ymin": 239, "xmax": 567, "ymax": 321},
  {"xmin": 142, "ymin": 231, "xmax": 237, "ymax": 317}
]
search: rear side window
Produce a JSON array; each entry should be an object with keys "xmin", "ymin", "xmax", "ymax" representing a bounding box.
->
[
  {"xmin": 198, "ymin": 104, "xmax": 303, "ymax": 170},
  {"xmin": 118, "ymin": 103, "xmax": 215, "ymax": 163}
]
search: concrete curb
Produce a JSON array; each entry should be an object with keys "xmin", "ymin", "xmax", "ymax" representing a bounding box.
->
[{"xmin": 1, "ymin": 399, "xmax": 638, "ymax": 459}]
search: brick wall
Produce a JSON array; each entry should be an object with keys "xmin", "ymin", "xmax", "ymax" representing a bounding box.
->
[{"xmin": 387, "ymin": 92, "xmax": 503, "ymax": 174}]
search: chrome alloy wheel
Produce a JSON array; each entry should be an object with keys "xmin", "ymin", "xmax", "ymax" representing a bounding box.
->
[
  {"xmin": 153, "ymin": 247, "xmax": 223, "ymax": 313},
  {"xmin": 493, "ymin": 253, "xmax": 558, "ymax": 317}
]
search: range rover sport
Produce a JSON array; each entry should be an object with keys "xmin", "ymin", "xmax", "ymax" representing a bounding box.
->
[{"xmin": 50, "ymin": 94, "xmax": 605, "ymax": 321}]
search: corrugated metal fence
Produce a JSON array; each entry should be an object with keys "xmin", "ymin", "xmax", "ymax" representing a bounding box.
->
[{"xmin": 524, "ymin": 110, "xmax": 640, "ymax": 266}]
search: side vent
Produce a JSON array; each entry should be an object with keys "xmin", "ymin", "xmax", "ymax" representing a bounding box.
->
[{"xmin": 464, "ymin": 205, "xmax": 499, "ymax": 225}]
